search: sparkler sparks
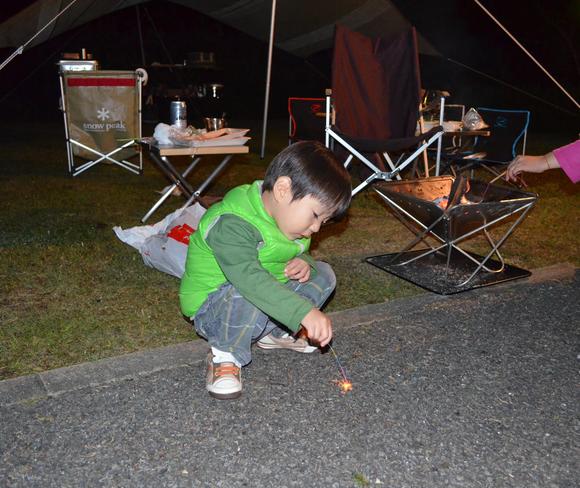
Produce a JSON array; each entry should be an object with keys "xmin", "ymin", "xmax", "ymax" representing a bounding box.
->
[
  {"xmin": 335, "ymin": 378, "xmax": 353, "ymax": 393},
  {"xmin": 328, "ymin": 345, "xmax": 353, "ymax": 394}
]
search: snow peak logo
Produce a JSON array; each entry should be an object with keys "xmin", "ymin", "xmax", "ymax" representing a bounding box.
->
[{"xmin": 83, "ymin": 107, "xmax": 127, "ymax": 132}]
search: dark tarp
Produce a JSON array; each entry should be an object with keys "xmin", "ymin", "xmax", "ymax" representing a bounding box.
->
[{"xmin": 0, "ymin": 0, "xmax": 439, "ymax": 57}]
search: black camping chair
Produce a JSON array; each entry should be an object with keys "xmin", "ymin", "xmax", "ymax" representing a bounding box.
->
[
  {"xmin": 288, "ymin": 97, "xmax": 326, "ymax": 144},
  {"xmin": 325, "ymin": 25, "xmax": 444, "ymax": 195},
  {"xmin": 443, "ymin": 108, "xmax": 530, "ymax": 180}
]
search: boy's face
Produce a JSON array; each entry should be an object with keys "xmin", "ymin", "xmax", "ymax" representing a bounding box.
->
[
  {"xmin": 278, "ymin": 194, "xmax": 331, "ymax": 240},
  {"xmin": 268, "ymin": 177, "xmax": 332, "ymax": 240}
]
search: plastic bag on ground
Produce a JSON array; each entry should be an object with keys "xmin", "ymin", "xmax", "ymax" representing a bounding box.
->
[{"xmin": 113, "ymin": 203, "xmax": 206, "ymax": 278}]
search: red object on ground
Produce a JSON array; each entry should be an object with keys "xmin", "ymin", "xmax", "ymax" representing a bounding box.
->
[{"xmin": 167, "ymin": 224, "xmax": 195, "ymax": 244}]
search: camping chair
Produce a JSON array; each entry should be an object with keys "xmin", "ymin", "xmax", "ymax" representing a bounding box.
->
[
  {"xmin": 325, "ymin": 25, "xmax": 444, "ymax": 196},
  {"xmin": 443, "ymin": 108, "xmax": 530, "ymax": 180},
  {"xmin": 440, "ymin": 103, "xmax": 466, "ymax": 146},
  {"xmin": 419, "ymin": 102, "xmax": 467, "ymax": 156},
  {"xmin": 366, "ymin": 175, "xmax": 538, "ymax": 294},
  {"xmin": 416, "ymin": 90, "xmax": 453, "ymax": 174},
  {"xmin": 59, "ymin": 70, "xmax": 145, "ymax": 176},
  {"xmin": 442, "ymin": 104, "xmax": 466, "ymax": 124},
  {"xmin": 288, "ymin": 97, "xmax": 326, "ymax": 144}
]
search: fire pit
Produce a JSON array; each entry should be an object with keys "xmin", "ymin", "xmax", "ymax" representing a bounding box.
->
[{"xmin": 366, "ymin": 176, "xmax": 538, "ymax": 294}]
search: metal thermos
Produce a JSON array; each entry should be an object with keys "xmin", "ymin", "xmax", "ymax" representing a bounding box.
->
[{"xmin": 170, "ymin": 100, "xmax": 187, "ymax": 129}]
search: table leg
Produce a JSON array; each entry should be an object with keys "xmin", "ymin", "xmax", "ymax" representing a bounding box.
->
[
  {"xmin": 141, "ymin": 156, "xmax": 201, "ymax": 222},
  {"xmin": 182, "ymin": 155, "xmax": 233, "ymax": 208},
  {"xmin": 148, "ymin": 151, "xmax": 196, "ymax": 196}
]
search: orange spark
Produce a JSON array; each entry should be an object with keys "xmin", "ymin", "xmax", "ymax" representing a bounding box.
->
[{"xmin": 333, "ymin": 378, "xmax": 353, "ymax": 394}]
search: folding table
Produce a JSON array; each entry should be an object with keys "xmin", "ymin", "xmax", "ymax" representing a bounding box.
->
[
  {"xmin": 443, "ymin": 129, "xmax": 491, "ymax": 158},
  {"xmin": 139, "ymin": 140, "xmax": 249, "ymax": 222}
]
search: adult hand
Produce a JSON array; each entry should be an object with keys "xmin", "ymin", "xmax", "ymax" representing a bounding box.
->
[{"xmin": 506, "ymin": 154, "xmax": 549, "ymax": 182}]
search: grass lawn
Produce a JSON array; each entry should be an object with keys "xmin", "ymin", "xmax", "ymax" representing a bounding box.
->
[{"xmin": 0, "ymin": 119, "xmax": 578, "ymax": 379}]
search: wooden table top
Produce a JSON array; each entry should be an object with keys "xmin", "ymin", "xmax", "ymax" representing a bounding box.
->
[
  {"xmin": 444, "ymin": 130, "xmax": 491, "ymax": 137},
  {"xmin": 140, "ymin": 138, "xmax": 250, "ymax": 157}
]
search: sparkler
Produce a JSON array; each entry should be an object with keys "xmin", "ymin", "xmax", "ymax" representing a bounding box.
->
[{"xmin": 328, "ymin": 344, "xmax": 353, "ymax": 394}]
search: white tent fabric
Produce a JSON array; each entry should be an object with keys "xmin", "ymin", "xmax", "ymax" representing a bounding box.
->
[{"xmin": 0, "ymin": 0, "xmax": 439, "ymax": 57}]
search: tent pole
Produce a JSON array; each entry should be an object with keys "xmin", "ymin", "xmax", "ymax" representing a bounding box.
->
[
  {"xmin": 473, "ymin": 0, "xmax": 579, "ymax": 110},
  {"xmin": 135, "ymin": 5, "xmax": 146, "ymax": 67},
  {"xmin": 260, "ymin": 0, "xmax": 277, "ymax": 159}
]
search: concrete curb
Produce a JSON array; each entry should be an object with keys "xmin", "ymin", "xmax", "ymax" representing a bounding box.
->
[
  {"xmin": 0, "ymin": 341, "xmax": 208, "ymax": 407},
  {"xmin": 1, "ymin": 262, "xmax": 576, "ymax": 407}
]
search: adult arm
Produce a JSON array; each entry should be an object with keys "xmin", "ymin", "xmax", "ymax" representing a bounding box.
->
[{"xmin": 506, "ymin": 140, "xmax": 579, "ymax": 184}]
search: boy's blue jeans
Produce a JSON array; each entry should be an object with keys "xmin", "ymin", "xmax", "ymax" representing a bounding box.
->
[{"xmin": 193, "ymin": 261, "xmax": 336, "ymax": 366}]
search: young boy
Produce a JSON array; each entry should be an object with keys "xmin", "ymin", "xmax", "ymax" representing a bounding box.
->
[{"xmin": 179, "ymin": 141, "xmax": 352, "ymax": 399}]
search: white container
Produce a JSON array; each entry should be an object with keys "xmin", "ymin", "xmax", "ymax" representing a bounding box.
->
[{"xmin": 58, "ymin": 60, "xmax": 99, "ymax": 72}]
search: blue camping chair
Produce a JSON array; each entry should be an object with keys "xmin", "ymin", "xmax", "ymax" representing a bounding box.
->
[{"xmin": 444, "ymin": 108, "xmax": 530, "ymax": 180}]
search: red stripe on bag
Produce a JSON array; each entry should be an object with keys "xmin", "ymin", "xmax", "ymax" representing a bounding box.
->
[
  {"xmin": 67, "ymin": 78, "xmax": 136, "ymax": 87},
  {"xmin": 167, "ymin": 224, "xmax": 196, "ymax": 245}
]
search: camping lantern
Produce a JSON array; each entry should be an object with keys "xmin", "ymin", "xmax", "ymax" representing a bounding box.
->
[
  {"xmin": 58, "ymin": 49, "xmax": 98, "ymax": 72},
  {"xmin": 58, "ymin": 59, "xmax": 99, "ymax": 72}
]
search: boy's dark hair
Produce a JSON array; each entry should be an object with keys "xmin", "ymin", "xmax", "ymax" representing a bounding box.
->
[{"xmin": 263, "ymin": 141, "xmax": 352, "ymax": 219}]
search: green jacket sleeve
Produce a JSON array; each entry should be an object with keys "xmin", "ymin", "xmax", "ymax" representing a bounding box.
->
[{"xmin": 205, "ymin": 214, "xmax": 314, "ymax": 331}]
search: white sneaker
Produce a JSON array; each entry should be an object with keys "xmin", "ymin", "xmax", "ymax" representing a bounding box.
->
[
  {"xmin": 257, "ymin": 333, "xmax": 318, "ymax": 353},
  {"xmin": 206, "ymin": 353, "xmax": 242, "ymax": 400}
]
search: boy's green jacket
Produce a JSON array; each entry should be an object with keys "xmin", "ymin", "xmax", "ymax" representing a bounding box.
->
[{"xmin": 179, "ymin": 180, "xmax": 315, "ymax": 330}]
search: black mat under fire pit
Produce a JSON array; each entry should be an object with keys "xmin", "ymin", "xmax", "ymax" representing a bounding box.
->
[{"xmin": 366, "ymin": 249, "xmax": 531, "ymax": 295}]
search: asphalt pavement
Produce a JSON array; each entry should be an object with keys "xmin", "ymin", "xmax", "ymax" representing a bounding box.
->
[{"xmin": 1, "ymin": 264, "xmax": 578, "ymax": 488}]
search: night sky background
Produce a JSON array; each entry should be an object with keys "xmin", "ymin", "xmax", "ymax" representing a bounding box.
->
[{"xmin": 0, "ymin": 0, "xmax": 578, "ymax": 133}]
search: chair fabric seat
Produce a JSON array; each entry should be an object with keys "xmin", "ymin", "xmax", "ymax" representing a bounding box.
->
[{"xmin": 326, "ymin": 25, "xmax": 445, "ymax": 194}]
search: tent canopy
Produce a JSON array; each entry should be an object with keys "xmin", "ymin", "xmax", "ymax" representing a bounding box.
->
[
  {"xmin": 0, "ymin": 0, "xmax": 439, "ymax": 57},
  {"xmin": 0, "ymin": 0, "xmax": 577, "ymax": 131}
]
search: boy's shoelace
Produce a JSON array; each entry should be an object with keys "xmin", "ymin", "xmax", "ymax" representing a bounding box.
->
[{"xmin": 213, "ymin": 364, "xmax": 239, "ymax": 377}]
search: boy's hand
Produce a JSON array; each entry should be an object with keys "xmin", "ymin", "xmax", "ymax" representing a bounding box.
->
[
  {"xmin": 285, "ymin": 258, "xmax": 311, "ymax": 283},
  {"xmin": 301, "ymin": 308, "xmax": 332, "ymax": 347}
]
